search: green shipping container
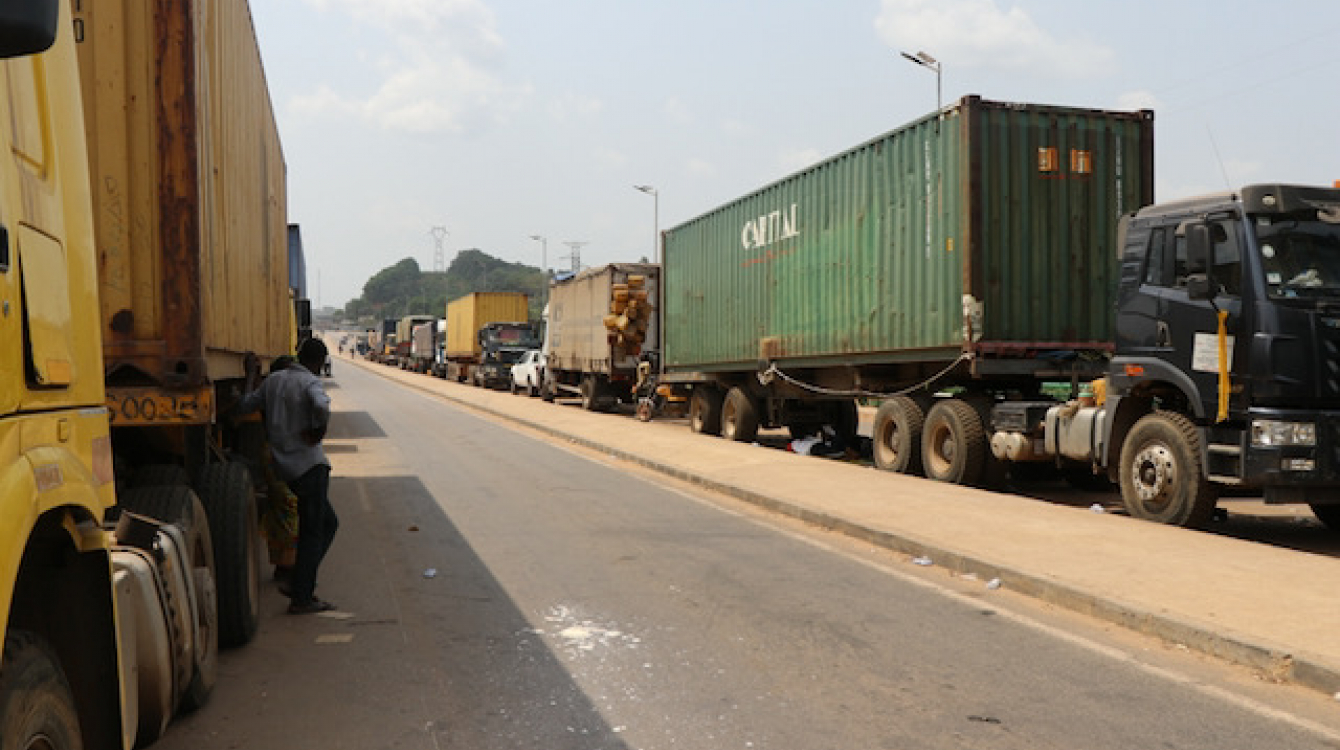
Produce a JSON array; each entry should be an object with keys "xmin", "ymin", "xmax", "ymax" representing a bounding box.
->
[{"xmin": 662, "ymin": 96, "xmax": 1154, "ymax": 377}]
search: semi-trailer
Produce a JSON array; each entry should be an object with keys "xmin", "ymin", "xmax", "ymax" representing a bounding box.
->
[
  {"xmin": 444, "ymin": 292, "xmax": 533, "ymax": 385},
  {"xmin": 542, "ymin": 263, "xmax": 660, "ymax": 410},
  {"xmin": 75, "ymin": 0, "xmax": 291, "ymax": 646},
  {"xmin": 2, "ymin": 2, "xmax": 265, "ymax": 748},
  {"xmin": 409, "ymin": 319, "xmax": 441, "ymax": 374},
  {"xmin": 658, "ymin": 94, "xmax": 1340, "ymax": 528},
  {"xmin": 395, "ymin": 314, "xmax": 435, "ymax": 368},
  {"xmin": 288, "ymin": 225, "xmax": 312, "ymax": 347}
]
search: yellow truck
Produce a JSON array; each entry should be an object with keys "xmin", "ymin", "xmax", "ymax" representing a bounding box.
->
[
  {"xmin": 1, "ymin": 3, "xmax": 220, "ymax": 749},
  {"xmin": 444, "ymin": 292, "xmax": 535, "ymax": 386}
]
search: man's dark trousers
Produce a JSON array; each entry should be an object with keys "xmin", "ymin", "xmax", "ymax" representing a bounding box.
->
[{"xmin": 287, "ymin": 464, "xmax": 338, "ymax": 603}]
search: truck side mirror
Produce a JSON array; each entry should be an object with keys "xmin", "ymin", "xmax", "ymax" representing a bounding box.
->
[
  {"xmin": 1185, "ymin": 222, "xmax": 1216, "ymax": 301},
  {"xmin": 0, "ymin": 0, "xmax": 58, "ymax": 59}
]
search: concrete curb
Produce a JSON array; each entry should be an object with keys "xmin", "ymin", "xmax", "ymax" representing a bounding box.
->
[{"xmin": 351, "ymin": 359, "xmax": 1340, "ymax": 698}]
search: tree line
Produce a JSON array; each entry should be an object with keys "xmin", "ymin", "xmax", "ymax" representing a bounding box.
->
[{"xmin": 337, "ymin": 249, "xmax": 546, "ymax": 325}]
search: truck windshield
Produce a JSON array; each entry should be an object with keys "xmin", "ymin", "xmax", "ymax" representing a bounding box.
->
[{"xmin": 1256, "ymin": 219, "xmax": 1340, "ymax": 299}]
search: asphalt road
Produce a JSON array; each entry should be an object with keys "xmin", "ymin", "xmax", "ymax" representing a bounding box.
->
[{"xmin": 155, "ymin": 363, "xmax": 1340, "ymax": 750}]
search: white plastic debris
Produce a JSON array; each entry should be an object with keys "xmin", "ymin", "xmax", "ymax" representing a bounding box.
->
[
  {"xmin": 986, "ymin": 578, "xmax": 1002, "ymax": 590},
  {"xmin": 1089, "ymin": 503, "xmax": 1105, "ymax": 513},
  {"xmin": 423, "ymin": 568, "xmax": 437, "ymax": 579},
  {"xmin": 911, "ymin": 556, "xmax": 933, "ymax": 566}
]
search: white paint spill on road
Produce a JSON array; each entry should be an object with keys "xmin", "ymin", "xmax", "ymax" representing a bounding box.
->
[{"xmin": 541, "ymin": 604, "xmax": 642, "ymax": 657}]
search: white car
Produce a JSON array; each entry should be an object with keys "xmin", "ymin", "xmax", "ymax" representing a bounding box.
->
[{"xmin": 509, "ymin": 349, "xmax": 544, "ymax": 396}]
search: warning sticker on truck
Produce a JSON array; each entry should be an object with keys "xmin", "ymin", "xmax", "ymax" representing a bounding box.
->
[{"xmin": 1191, "ymin": 332, "xmax": 1235, "ymax": 373}]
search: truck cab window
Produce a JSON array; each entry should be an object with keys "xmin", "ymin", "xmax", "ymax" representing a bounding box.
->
[
  {"xmin": 1210, "ymin": 220, "xmax": 1242, "ymax": 297},
  {"xmin": 1170, "ymin": 221, "xmax": 1241, "ymax": 297},
  {"xmin": 1258, "ymin": 218, "xmax": 1340, "ymax": 298}
]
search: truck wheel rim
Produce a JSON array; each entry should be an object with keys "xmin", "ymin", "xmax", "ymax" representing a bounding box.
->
[
  {"xmin": 927, "ymin": 422, "xmax": 954, "ymax": 474},
  {"xmin": 1131, "ymin": 445, "xmax": 1174, "ymax": 503}
]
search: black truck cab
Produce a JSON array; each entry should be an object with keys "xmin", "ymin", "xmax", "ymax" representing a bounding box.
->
[{"xmin": 1110, "ymin": 184, "xmax": 1340, "ymax": 520}]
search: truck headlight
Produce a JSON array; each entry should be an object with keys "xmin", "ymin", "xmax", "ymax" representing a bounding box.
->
[{"xmin": 1251, "ymin": 420, "xmax": 1317, "ymax": 447}]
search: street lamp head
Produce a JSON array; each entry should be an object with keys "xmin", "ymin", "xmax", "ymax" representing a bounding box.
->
[
  {"xmin": 529, "ymin": 234, "xmax": 544, "ymax": 241},
  {"xmin": 634, "ymin": 184, "xmax": 657, "ymax": 196},
  {"xmin": 900, "ymin": 50, "xmax": 939, "ymax": 70}
]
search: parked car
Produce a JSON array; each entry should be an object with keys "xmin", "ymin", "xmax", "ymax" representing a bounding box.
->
[{"xmin": 510, "ymin": 349, "xmax": 544, "ymax": 396}]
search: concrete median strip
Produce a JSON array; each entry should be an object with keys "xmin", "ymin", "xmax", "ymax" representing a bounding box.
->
[{"xmin": 348, "ymin": 357, "xmax": 1340, "ymax": 698}]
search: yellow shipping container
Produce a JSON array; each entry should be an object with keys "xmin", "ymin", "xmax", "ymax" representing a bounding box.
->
[
  {"xmin": 445, "ymin": 293, "xmax": 529, "ymax": 359},
  {"xmin": 74, "ymin": 0, "xmax": 289, "ymax": 394}
]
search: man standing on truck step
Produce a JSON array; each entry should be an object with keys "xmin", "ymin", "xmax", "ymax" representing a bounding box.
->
[{"xmin": 237, "ymin": 337, "xmax": 340, "ymax": 614}]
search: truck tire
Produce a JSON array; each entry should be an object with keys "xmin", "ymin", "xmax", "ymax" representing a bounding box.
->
[
  {"xmin": 195, "ymin": 462, "xmax": 262, "ymax": 647},
  {"xmin": 130, "ymin": 463, "xmax": 190, "ymax": 488},
  {"xmin": 510, "ymin": 378, "xmax": 520, "ymax": 395},
  {"xmin": 872, "ymin": 396, "xmax": 925, "ymax": 475},
  {"xmin": 1310, "ymin": 503, "xmax": 1340, "ymax": 531},
  {"xmin": 721, "ymin": 387, "xmax": 760, "ymax": 442},
  {"xmin": 541, "ymin": 376, "xmax": 556, "ymax": 402},
  {"xmin": 1118, "ymin": 411, "xmax": 1218, "ymax": 527},
  {"xmin": 921, "ymin": 399, "xmax": 987, "ymax": 485},
  {"xmin": 116, "ymin": 486, "xmax": 219, "ymax": 711},
  {"xmin": 580, "ymin": 376, "xmax": 603, "ymax": 411},
  {"xmin": 689, "ymin": 387, "xmax": 724, "ymax": 436},
  {"xmin": 0, "ymin": 632, "xmax": 83, "ymax": 750}
]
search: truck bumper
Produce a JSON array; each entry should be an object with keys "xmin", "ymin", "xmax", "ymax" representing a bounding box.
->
[{"xmin": 1238, "ymin": 408, "xmax": 1340, "ymax": 503}]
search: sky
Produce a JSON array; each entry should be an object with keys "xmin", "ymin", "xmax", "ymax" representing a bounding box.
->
[{"xmin": 250, "ymin": 0, "xmax": 1340, "ymax": 309}]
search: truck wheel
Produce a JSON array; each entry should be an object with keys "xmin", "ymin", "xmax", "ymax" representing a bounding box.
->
[
  {"xmin": 117, "ymin": 486, "xmax": 219, "ymax": 711},
  {"xmin": 721, "ymin": 387, "xmax": 760, "ymax": 442},
  {"xmin": 510, "ymin": 378, "xmax": 520, "ymax": 395},
  {"xmin": 689, "ymin": 387, "xmax": 724, "ymax": 436},
  {"xmin": 541, "ymin": 377, "xmax": 556, "ymax": 402},
  {"xmin": 872, "ymin": 396, "xmax": 925, "ymax": 475},
  {"xmin": 921, "ymin": 399, "xmax": 986, "ymax": 485},
  {"xmin": 1118, "ymin": 411, "xmax": 1218, "ymax": 527},
  {"xmin": 580, "ymin": 376, "xmax": 603, "ymax": 411},
  {"xmin": 130, "ymin": 463, "xmax": 190, "ymax": 488},
  {"xmin": 0, "ymin": 632, "xmax": 82, "ymax": 750},
  {"xmin": 195, "ymin": 462, "xmax": 262, "ymax": 647},
  {"xmin": 1310, "ymin": 504, "xmax": 1340, "ymax": 531}
]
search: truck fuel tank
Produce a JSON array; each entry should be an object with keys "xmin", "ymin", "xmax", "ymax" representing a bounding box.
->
[{"xmin": 1044, "ymin": 403, "xmax": 1109, "ymax": 463}]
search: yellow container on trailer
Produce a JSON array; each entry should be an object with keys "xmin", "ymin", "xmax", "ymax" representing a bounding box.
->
[{"xmin": 74, "ymin": 0, "xmax": 289, "ymax": 420}]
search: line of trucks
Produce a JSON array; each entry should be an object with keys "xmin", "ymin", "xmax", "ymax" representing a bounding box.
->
[
  {"xmin": 364, "ymin": 293, "xmax": 542, "ymax": 389},
  {"xmin": 3, "ymin": 3, "xmax": 308, "ymax": 749},
  {"xmin": 390, "ymin": 95, "xmax": 1340, "ymax": 534}
]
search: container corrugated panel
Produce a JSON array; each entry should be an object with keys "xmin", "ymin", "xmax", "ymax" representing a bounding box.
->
[
  {"xmin": 663, "ymin": 96, "xmax": 1153, "ymax": 373},
  {"xmin": 547, "ymin": 263, "xmax": 659, "ymax": 375},
  {"xmin": 445, "ymin": 293, "xmax": 529, "ymax": 358},
  {"xmin": 76, "ymin": 0, "xmax": 289, "ymax": 388}
]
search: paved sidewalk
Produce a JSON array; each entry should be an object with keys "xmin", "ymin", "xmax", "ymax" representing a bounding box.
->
[{"xmin": 343, "ymin": 356, "xmax": 1340, "ymax": 697}]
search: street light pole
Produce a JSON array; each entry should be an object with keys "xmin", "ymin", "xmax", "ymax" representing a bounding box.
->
[
  {"xmin": 633, "ymin": 185, "xmax": 659, "ymax": 264},
  {"xmin": 900, "ymin": 50, "xmax": 941, "ymax": 110},
  {"xmin": 529, "ymin": 234, "xmax": 547, "ymax": 307}
]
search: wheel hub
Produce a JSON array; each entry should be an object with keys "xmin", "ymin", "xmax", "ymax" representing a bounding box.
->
[{"xmin": 1131, "ymin": 445, "xmax": 1174, "ymax": 503}]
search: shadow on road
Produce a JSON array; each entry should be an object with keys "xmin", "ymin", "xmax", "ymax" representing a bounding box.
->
[
  {"xmin": 326, "ymin": 409, "xmax": 388, "ymax": 440},
  {"xmin": 328, "ymin": 473, "xmax": 634, "ymax": 749}
]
